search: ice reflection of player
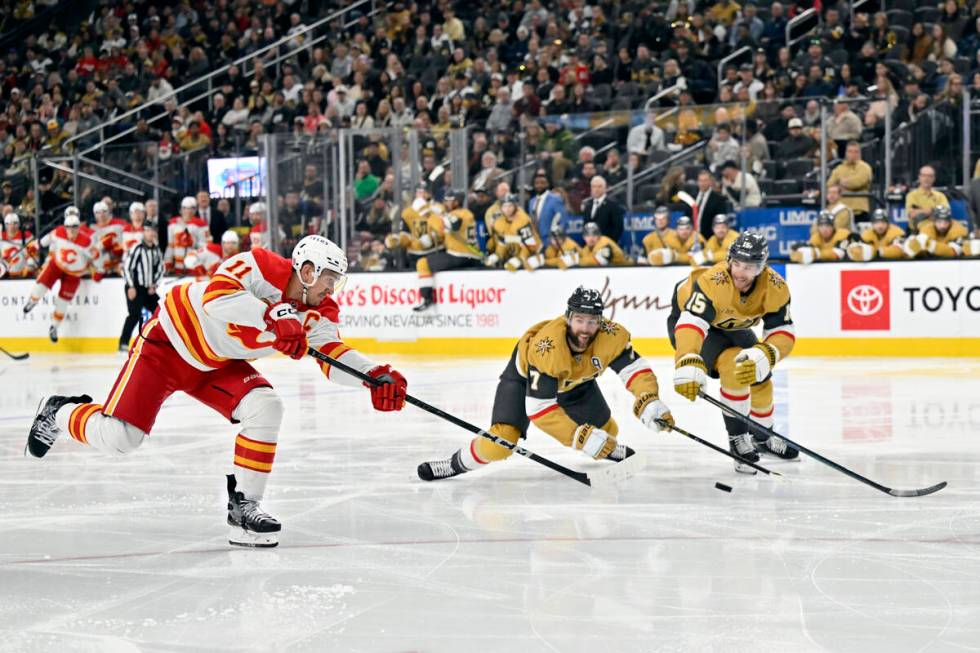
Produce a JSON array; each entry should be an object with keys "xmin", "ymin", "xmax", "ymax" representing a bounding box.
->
[{"xmin": 418, "ymin": 287, "xmax": 674, "ymax": 481}]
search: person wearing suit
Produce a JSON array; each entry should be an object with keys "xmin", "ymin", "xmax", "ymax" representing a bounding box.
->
[
  {"xmin": 196, "ymin": 190, "xmax": 228, "ymax": 244},
  {"xmin": 687, "ymin": 169, "xmax": 731, "ymax": 241},
  {"xmin": 964, "ymin": 176, "xmax": 980, "ymax": 236},
  {"xmin": 527, "ymin": 173, "xmax": 568, "ymax": 237},
  {"xmin": 580, "ymin": 175, "xmax": 625, "ymax": 245}
]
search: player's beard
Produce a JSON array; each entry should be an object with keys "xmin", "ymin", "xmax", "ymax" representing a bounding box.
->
[{"xmin": 567, "ymin": 326, "xmax": 596, "ymax": 353}]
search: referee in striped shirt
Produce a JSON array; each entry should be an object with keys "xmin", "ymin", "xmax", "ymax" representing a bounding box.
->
[{"xmin": 120, "ymin": 219, "xmax": 164, "ymax": 351}]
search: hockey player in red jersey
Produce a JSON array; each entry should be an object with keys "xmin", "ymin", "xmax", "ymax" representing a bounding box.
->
[
  {"xmin": 184, "ymin": 229, "xmax": 240, "ymax": 277},
  {"xmin": 24, "ymin": 209, "xmax": 98, "ymax": 342},
  {"xmin": 1, "ymin": 212, "xmax": 38, "ymax": 278},
  {"xmin": 165, "ymin": 196, "xmax": 208, "ymax": 274},
  {"xmin": 121, "ymin": 201, "xmax": 147, "ymax": 255},
  {"xmin": 26, "ymin": 235, "xmax": 409, "ymax": 548},
  {"xmin": 91, "ymin": 200, "xmax": 127, "ymax": 277}
]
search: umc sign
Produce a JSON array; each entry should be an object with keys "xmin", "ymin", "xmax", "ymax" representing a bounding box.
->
[{"xmin": 840, "ymin": 270, "xmax": 891, "ymax": 330}]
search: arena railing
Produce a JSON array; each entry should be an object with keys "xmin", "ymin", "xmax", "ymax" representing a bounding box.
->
[{"xmin": 44, "ymin": 0, "xmax": 386, "ymax": 159}]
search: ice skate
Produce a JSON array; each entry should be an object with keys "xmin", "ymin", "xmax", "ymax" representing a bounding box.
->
[
  {"xmin": 48, "ymin": 324, "xmax": 58, "ymax": 343},
  {"xmin": 605, "ymin": 444, "xmax": 636, "ymax": 462},
  {"xmin": 22, "ymin": 299, "xmax": 36, "ymax": 314},
  {"xmin": 25, "ymin": 394, "xmax": 92, "ymax": 458},
  {"xmin": 729, "ymin": 432, "xmax": 760, "ymax": 474},
  {"xmin": 418, "ymin": 451, "xmax": 469, "ymax": 481},
  {"xmin": 226, "ymin": 474, "xmax": 280, "ymax": 548},
  {"xmin": 754, "ymin": 434, "xmax": 800, "ymax": 461}
]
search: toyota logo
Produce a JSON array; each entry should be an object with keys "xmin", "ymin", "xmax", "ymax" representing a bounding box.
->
[{"xmin": 847, "ymin": 285, "xmax": 884, "ymax": 316}]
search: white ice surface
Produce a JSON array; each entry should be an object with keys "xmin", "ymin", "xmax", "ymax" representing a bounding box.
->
[{"xmin": 1, "ymin": 353, "xmax": 979, "ymax": 653}]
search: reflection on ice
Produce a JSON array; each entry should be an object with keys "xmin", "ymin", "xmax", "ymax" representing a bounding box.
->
[{"xmin": 1, "ymin": 354, "xmax": 978, "ymax": 652}]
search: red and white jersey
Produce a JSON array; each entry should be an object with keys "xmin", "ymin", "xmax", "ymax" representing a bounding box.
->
[
  {"xmin": 1, "ymin": 230, "xmax": 38, "ymax": 278},
  {"xmin": 122, "ymin": 223, "xmax": 145, "ymax": 254},
  {"xmin": 157, "ymin": 248, "xmax": 376, "ymax": 385},
  {"xmin": 184, "ymin": 243, "xmax": 227, "ymax": 278},
  {"xmin": 166, "ymin": 216, "xmax": 209, "ymax": 272},
  {"xmin": 91, "ymin": 218, "xmax": 127, "ymax": 273},
  {"xmin": 39, "ymin": 226, "xmax": 96, "ymax": 276}
]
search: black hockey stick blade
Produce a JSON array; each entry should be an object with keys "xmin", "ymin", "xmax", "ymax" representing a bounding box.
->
[
  {"xmin": 888, "ymin": 482, "xmax": 947, "ymax": 498},
  {"xmin": 699, "ymin": 391, "xmax": 947, "ymax": 498},
  {"xmin": 0, "ymin": 345, "xmax": 29, "ymax": 361},
  {"xmin": 307, "ymin": 347, "xmax": 643, "ymax": 488},
  {"xmin": 657, "ymin": 419, "xmax": 781, "ymax": 476}
]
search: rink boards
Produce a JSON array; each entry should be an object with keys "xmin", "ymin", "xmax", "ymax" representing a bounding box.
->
[{"xmin": 1, "ymin": 260, "xmax": 978, "ymax": 356}]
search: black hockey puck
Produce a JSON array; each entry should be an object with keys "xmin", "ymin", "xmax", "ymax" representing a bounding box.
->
[{"xmin": 714, "ymin": 482, "xmax": 733, "ymax": 493}]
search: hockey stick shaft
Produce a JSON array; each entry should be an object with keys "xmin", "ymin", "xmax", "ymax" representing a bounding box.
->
[
  {"xmin": 699, "ymin": 391, "xmax": 946, "ymax": 497},
  {"xmin": 656, "ymin": 419, "xmax": 780, "ymax": 476},
  {"xmin": 307, "ymin": 347, "xmax": 592, "ymax": 487},
  {"xmin": 0, "ymin": 345, "xmax": 29, "ymax": 361}
]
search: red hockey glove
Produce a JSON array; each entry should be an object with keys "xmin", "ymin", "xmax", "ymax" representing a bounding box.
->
[
  {"xmin": 365, "ymin": 364, "xmax": 407, "ymax": 411},
  {"xmin": 263, "ymin": 302, "xmax": 307, "ymax": 360},
  {"xmin": 92, "ymin": 272, "xmax": 104, "ymax": 282}
]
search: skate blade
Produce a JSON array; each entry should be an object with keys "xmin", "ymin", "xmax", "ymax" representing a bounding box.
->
[
  {"xmin": 228, "ymin": 526, "xmax": 279, "ymax": 548},
  {"xmin": 757, "ymin": 453, "xmax": 801, "ymax": 464},
  {"xmin": 734, "ymin": 462, "xmax": 759, "ymax": 475}
]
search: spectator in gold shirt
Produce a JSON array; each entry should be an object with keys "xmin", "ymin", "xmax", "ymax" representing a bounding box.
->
[
  {"xmin": 827, "ymin": 141, "xmax": 873, "ymax": 221},
  {"xmin": 904, "ymin": 165, "xmax": 949, "ymax": 233}
]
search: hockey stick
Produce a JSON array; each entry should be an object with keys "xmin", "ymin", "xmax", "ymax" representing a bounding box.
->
[
  {"xmin": 655, "ymin": 419, "xmax": 780, "ymax": 476},
  {"xmin": 0, "ymin": 345, "xmax": 29, "ymax": 361},
  {"xmin": 307, "ymin": 347, "xmax": 646, "ymax": 489},
  {"xmin": 698, "ymin": 391, "xmax": 947, "ymax": 497}
]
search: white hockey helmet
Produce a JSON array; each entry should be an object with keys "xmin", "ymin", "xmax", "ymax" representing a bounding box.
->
[
  {"xmin": 93, "ymin": 201, "xmax": 109, "ymax": 215},
  {"xmin": 249, "ymin": 201, "xmax": 266, "ymax": 215},
  {"xmin": 180, "ymin": 196, "xmax": 197, "ymax": 210},
  {"xmin": 129, "ymin": 201, "xmax": 146, "ymax": 216},
  {"xmin": 64, "ymin": 212, "xmax": 81, "ymax": 227},
  {"xmin": 64, "ymin": 205, "xmax": 80, "ymax": 221},
  {"xmin": 291, "ymin": 235, "xmax": 347, "ymax": 302},
  {"xmin": 221, "ymin": 229, "xmax": 240, "ymax": 245},
  {"xmin": 4, "ymin": 212, "xmax": 19, "ymax": 225}
]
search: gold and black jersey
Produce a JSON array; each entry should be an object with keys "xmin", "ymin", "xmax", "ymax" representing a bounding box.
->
[
  {"xmin": 664, "ymin": 231, "xmax": 706, "ymax": 264},
  {"xmin": 581, "ymin": 235, "xmax": 632, "ymax": 266},
  {"xmin": 515, "ymin": 316, "xmax": 660, "ymax": 441},
  {"xmin": 703, "ymin": 230, "xmax": 739, "ymax": 263},
  {"xmin": 443, "ymin": 208, "xmax": 482, "ymax": 259},
  {"xmin": 861, "ymin": 224, "xmax": 905, "ymax": 249},
  {"xmin": 672, "ymin": 261, "xmax": 796, "ymax": 362},
  {"xmin": 492, "ymin": 210, "xmax": 542, "ymax": 255},
  {"xmin": 544, "ymin": 237, "xmax": 583, "ymax": 268},
  {"xmin": 396, "ymin": 202, "xmax": 445, "ymax": 255},
  {"xmin": 642, "ymin": 228, "xmax": 677, "ymax": 255}
]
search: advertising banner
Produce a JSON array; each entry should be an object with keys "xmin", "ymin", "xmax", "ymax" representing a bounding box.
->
[{"xmin": 1, "ymin": 260, "xmax": 978, "ymax": 355}]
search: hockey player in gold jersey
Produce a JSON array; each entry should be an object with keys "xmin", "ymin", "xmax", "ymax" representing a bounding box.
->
[
  {"xmin": 903, "ymin": 205, "xmax": 975, "ymax": 258},
  {"xmin": 385, "ymin": 182, "xmax": 445, "ymax": 259},
  {"xmin": 418, "ymin": 287, "xmax": 674, "ymax": 480},
  {"xmin": 485, "ymin": 194, "xmax": 544, "ymax": 272},
  {"xmin": 670, "ymin": 232, "xmax": 798, "ymax": 473},
  {"xmin": 580, "ymin": 221, "xmax": 632, "ymax": 266},
  {"xmin": 691, "ymin": 213, "xmax": 739, "ymax": 267},
  {"xmin": 413, "ymin": 191, "xmax": 484, "ymax": 311},
  {"xmin": 647, "ymin": 216, "xmax": 705, "ymax": 266},
  {"xmin": 640, "ymin": 206, "xmax": 677, "ymax": 265},
  {"xmin": 789, "ymin": 211, "xmax": 852, "ymax": 264},
  {"xmin": 847, "ymin": 209, "xmax": 906, "ymax": 261},
  {"xmin": 544, "ymin": 225, "xmax": 584, "ymax": 269}
]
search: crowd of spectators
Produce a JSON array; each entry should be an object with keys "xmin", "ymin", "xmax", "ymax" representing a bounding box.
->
[{"xmin": 0, "ymin": 0, "xmax": 979, "ymax": 276}]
